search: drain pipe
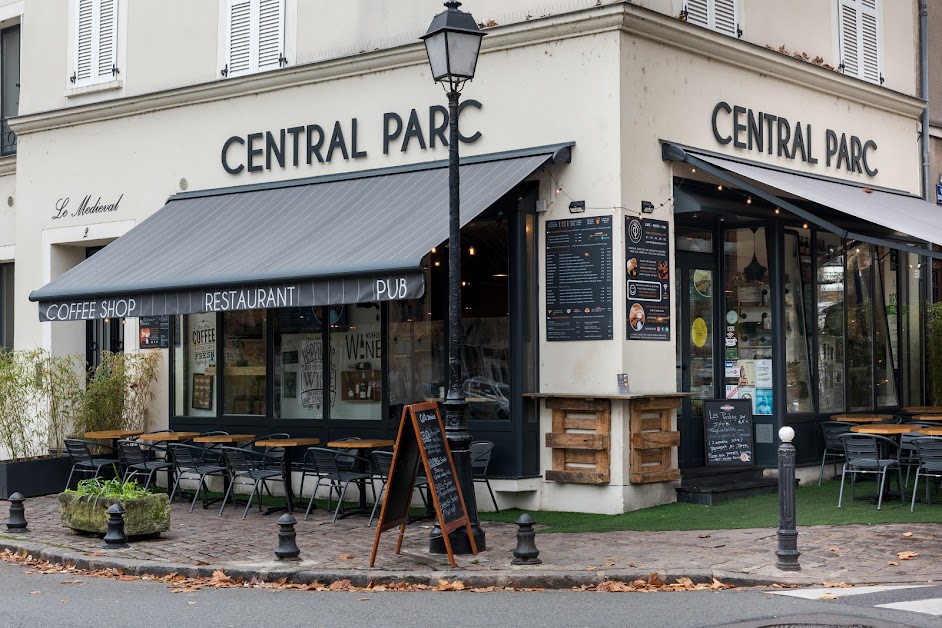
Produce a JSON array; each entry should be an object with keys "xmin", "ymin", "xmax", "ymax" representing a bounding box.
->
[{"xmin": 921, "ymin": 0, "xmax": 930, "ymax": 202}]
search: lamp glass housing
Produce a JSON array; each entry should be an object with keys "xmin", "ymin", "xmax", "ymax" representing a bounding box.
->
[{"xmin": 424, "ymin": 28, "xmax": 482, "ymax": 82}]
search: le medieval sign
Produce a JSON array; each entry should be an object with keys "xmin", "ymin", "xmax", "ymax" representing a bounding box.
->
[
  {"xmin": 52, "ymin": 193, "xmax": 124, "ymax": 220},
  {"xmin": 221, "ymin": 101, "xmax": 483, "ymax": 175},
  {"xmin": 711, "ymin": 101, "xmax": 878, "ymax": 176}
]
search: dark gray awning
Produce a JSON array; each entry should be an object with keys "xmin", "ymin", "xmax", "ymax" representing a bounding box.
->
[
  {"xmin": 32, "ymin": 143, "xmax": 573, "ymax": 321},
  {"xmin": 662, "ymin": 143, "xmax": 942, "ymax": 260}
]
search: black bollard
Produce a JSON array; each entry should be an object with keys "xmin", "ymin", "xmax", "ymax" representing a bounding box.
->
[
  {"xmin": 6, "ymin": 492, "xmax": 27, "ymax": 530},
  {"xmin": 512, "ymin": 513, "xmax": 542, "ymax": 565},
  {"xmin": 274, "ymin": 513, "xmax": 301, "ymax": 561},
  {"xmin": 103, "ymin": 503, "xmax": 129, "ymax": 549},
  {"xmin": 776, "ymin": 426, "xmax": 801, "ymax": 571}
]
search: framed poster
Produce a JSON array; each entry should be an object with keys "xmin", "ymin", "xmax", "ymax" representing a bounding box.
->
[
  {"xmin": 626, "ymin": 217, "xmax": 671, "ymax": 341},
  {"xmin": 191, "ymin": 373, "xmax": 214, "ymax": 410}
]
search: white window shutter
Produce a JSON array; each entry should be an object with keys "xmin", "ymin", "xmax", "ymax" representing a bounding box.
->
[
  {"xmin": 256, "ymin": 0, "xmax": 284, "ymax": 71},
  {"xmin": 859, "ymin": 1, "xmax": 880, "ymax": 82},
  {"xmin": 226, "ymin": 0, "xmax": 252, "ymax": 76},
  {"xmin": 712, "ymin": 0, "xmax": 738, "ymax": 37},
  {"xmin": 839, "ymin": 0, "xmax": 880, "ymax": 83},
  {"xmin": 685, "ymin": 0, "xmax": 708, "ymax": 28},
  {"xmin": 839, "ymin": 0, "xmax": 860, "ymax": 77},
  {"xmin": 74, "ymin": 0, "xmax": 94, "ymax": 83},
  {"xmin": 97, "ymin": 0, "xmax": 117, "ymax": 79}
]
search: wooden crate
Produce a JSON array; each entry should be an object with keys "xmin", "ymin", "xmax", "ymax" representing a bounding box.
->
[
  {"xmin": 544, "ymin": 398, "xmax": 610, "ymax": 484},
  {"xmin": 629, "ymin": 397, "xmax": 681, "ymax": 484}
]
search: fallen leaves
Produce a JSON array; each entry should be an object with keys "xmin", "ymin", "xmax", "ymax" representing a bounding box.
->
[
  {"xmin": 897, "ymin": 551, "xmax": 919, "ymax": 561},
  {"xmin": 576, "ymin": 573, "xmax": 732, "ymax": 593},
  {"xmin": 822, "ymin": 581, "xmax": 853, "ymax": 588},
  {"xmin": 903, "ymin": 532, "xmax": 913, "ymax": 538},
  {"xmin": 827, "ymin": 546, "xmax": 840, "ymax": 553}
]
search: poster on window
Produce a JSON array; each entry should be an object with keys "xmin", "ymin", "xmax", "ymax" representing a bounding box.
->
[{"xmin": 626, "ymin": 217, "xmax": 671, "ymax": 340}]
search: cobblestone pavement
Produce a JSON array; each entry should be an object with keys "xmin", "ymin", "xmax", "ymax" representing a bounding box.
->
[{"xmin": 2, "ymin": 495, "xmax": 942, "ymax": 588}]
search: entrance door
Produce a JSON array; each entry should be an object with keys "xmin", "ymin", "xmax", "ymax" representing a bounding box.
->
[{"xmin": 676, "ymin": 252, "xmax": 717, "ymax": 468}]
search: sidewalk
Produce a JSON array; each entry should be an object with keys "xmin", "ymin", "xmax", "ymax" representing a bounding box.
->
[{"xmin": 2, "ymin": 495, "xmax": 941, "ymax": 588}]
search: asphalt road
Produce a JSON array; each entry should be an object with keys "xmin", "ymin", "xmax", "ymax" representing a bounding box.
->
[{"xmin": 2, "ymin": 560, "xmax": 938, "ymax": 628}]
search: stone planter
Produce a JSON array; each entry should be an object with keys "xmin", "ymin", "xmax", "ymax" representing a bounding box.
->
[
  {"xmin": 58, "ymin": 492, "xmax": 170, "ymax": 537},
  {"xmin": 0, "ymin": 455, "xmax": 73, "ymax": 500}
]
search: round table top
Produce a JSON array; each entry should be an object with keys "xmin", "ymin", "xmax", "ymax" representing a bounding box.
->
[
  {"xmin": 850, "ymin": 424, "xmax": 919, "ymax": 435},
  {"xmin": 138, "ymin": 431, "xmax": 200, "ymax": 442},
  {"xmin": 327, "ymin": 439, "xmax": 394, "ymax": 449}
]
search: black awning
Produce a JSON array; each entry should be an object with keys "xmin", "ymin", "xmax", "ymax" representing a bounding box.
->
[{"xmin": 32, "ymin": 143, "xmax": 572, "ymax": 321}]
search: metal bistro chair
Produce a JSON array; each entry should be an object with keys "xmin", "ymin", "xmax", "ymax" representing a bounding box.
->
[
  {"xmin": 302, "ymin": 447, "xmax": 373, "ymax": 522},
  {"xmin": 247, "ymin": 433, "xmax": 291, "ymax": 470},
  {"xmin": 368, "ymin": 450, "xmax": 428, "ymax": 526},
  {"xmin": 218, "ymin": 446, "xmax": 290, "ymax": 519},
  {"xmin": 117, "ymin": 439, "xmax": 173, "ymax": 490},
  {"xmin": 910, "ymin": 437, "xmax": 942, "ymax": 512},
  {"xmin": 196, "ymin": 431, "xmax": 229, "ymax": 464},
  {"xmin": 330, "ymin": 436, "xmax": 362, "ymax": 472},
  {"xmin": 63, "ymin": 438, "xmax": 121, "ymax": 489},
  {"xmin": 837, "ymin": 433, "xmax": 904, "ymax": 510},
  {"xmin": 470, "ymin": 440, "xmax": 499, "ymax": 512},
  {"xmin": 819, "ymin": 421, "xmax": 852, "ymax": 485},
  {"xmin": 167, "ymin": 443, "xmax": 228, "ymax": 512}
]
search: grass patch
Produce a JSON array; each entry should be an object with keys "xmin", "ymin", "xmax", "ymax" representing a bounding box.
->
[{"xmin": 476, "ymin": 479, "xmax": 942, "ymax": 533}]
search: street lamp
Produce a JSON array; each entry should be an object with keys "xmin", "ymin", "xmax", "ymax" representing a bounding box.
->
[{"xmin": 421, "ymin": 1, "xmax": 486, "ymax": 554}]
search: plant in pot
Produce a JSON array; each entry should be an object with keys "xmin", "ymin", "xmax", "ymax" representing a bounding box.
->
[
  {"xmin": 0, "ymin": 350, "xmax": 83, "ymax": 499},
  {"xmin": 59, "ymin": 475, "xmax": 170, "ymax": 537},
  {"xmin": 70, "ymin": 351, "xmax": 161, "ymax": 436},
  {"xmin": 928, "ymin": 301, "xmax": 942, "ymax": 405}
]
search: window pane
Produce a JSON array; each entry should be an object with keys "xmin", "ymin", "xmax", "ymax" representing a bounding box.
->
[
  {"xmin": 174, "ymin": 312, "xmax": 218, "ymax": 417},
  {"xmin": 847, "ymin": 244, "xmax": 874, "ymax": 410},
  {"xmin": 874, "ymin": 247, "xmax": 898, "ymax": 407},
  {"xmin": 816, "ymin": 232, "xmax": 845, "ymax": 412},
  {"xmin": 723, "ymin": 226, "xmax": 772, "ymax": 416},
  {"xmin": 900, "ymin": 253, "xmax": 925, "ymax": 404},
  {"xmin": 0, "ymin": 263, "xmax": 13, "ymax": 350},
  {"xmin": 784, "ymin": 229, "xmax": 813, "ymax": 413},
  {"xmin": 389, "ymin": 263, "xmax": 433, "ymax": 421},
  {"xmin": 331, "ymin": 304, "xmax": 382, "ymax": 420},
  {"xmin": 223, "ymin": 311, "xmax": 267, "ymax": 415},
  {"xmin": 1, "ymin": 25, "xmax": 19, "ymax": 155},
  {"xmin": 274, "ymin": 307, "xmax": 324, "ymax": 420}
]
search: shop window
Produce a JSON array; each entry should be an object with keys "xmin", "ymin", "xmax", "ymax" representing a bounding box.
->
[
  {"xmin": 274, "ymin": 307, "xmax": 325, "ymax": 420},
  {"xmin": 70, "ymin": 0, "xmax": 119, "ymax": 87},
  {"xmin": 846, "ymin": 245, "xmax": 874, "ymax": 409},
  {"xmin": 223, "ymin": 310, "xmax": 267, "ymax": 415},
  {"xmin": 684, "ymin": 0, "xmax": 740, "ymax": 38},
  {"xmin": 222, "ymin": 0, "xmax": 286, "ymax": 78},
  {"xmin": 0, "ymin": 262, "xmax": 12, "ymax": 351},
  {"xmin": 874, "ymin": 246, "xmax": 898, "ymax": 407},
  {"xmin": 330, "ymin": 303, "xmax": 382, "ymax": 421},
  {"xmin": 0, "ymin": 24, "xmax": 19, "ymax": 156},
  {"xmin": 816, "ymin": 232, "xmax": 845, "ymax": 413},
  {"xmin": 389, "ymin": 278, "xmax": 434, "ymax": 423},
  {"xmin": 900, "ymin": 253, "xmax": 925, "ymax": 404},
  {"xmin": 723, "ymin": 226, "xmax": 772, "ymax": 417},
  {"xmin": 84, "ymin": 247, "xmax": 123, "ymax": 371},
  {"xmin": 784, "ymin": 230, "xmax": 813, "ymax": 413},
  {"xmin": 173, "ymin": 312, "xmax": 218, "ymax": 417},
  {"xmin": 838, "ymin": 0, "xmax": 881, "ymax": 84}
]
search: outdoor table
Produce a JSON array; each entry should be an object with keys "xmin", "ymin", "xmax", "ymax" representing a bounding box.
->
[
  {"xmin": 850, "ymin": 424, "xmax": 919, "ymax": 435},
  {"xmin": 910, "ymin": 414, "xmax": 942, "ymax": 422},
  {"xmin": 327, "ymin": 438, "xmax": 394, "ymax": 518},
  {"xmin": 138, "ymin": 431, "xmax": 200, "ymax": 442},
  {"xmin": 919, "ymin": 427, "xmax": 942, "ymax": 436},
  {"xmin": 831, "ymin": 415, "xmax": 893, "ymax": 423},
  {"xmin": 902, "ymin": 406, "xmax": 942, "ymax": 414},
  {"xmin": 192, "ymin": 434, "xmax": 256, "ymax": 444},
  {"xmin": 84, "ymin": 429, "xmax": 144, "ymax": 449},
  {"xmin": 252, "ymin": 437, "xmax": 320, "ymax": 513}
]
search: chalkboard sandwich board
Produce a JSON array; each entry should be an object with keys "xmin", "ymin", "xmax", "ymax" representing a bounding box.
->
[
  {"xmin": 703, "ymin": 399, "xmax": 755, "ymax": 466},
  {"xmin": 370, "ymin": 402, "xmax": 477, "ymax": 568}
]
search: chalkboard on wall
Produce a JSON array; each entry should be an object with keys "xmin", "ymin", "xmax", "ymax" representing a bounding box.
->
[
  {"xmin": 703, "ymin": 399, "xmax": 755, "ymax": 466},
  {"xmin": 370, "ymin": 402, "xmax": 477, "ymax": 568}
]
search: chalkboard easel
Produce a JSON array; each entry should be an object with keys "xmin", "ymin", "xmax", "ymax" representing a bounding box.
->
[
  {"xmin": 703, "ymin": 399, "xmax": 755, "ymax": 466},
  {"xmin": 369, "ymin": 402, "xmax": 477, "ymax": 568}
]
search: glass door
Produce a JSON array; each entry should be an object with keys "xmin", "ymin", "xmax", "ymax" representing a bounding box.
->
[{"xmin": 676, "ymin": 252, "xmax": 716, "ymax": 468}]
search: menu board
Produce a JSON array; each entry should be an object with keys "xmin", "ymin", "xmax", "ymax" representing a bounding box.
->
[
  {"xmin": 139, "ymin": 315, "xmax": 170, "ymax": 349},
  {"xmin": 545, "ymin": 216, "xmax": 614, "ymax": 341},
  {"xmin": 370, "ymin": 402, "xmax": 476, "ymax": 568},
  {"xmin": 703, "ymin": 400, "xmax": 755, "ymax": 466},
  {"xmin": 625, "ymin": 217, "xmax": 671, "ymax": 341}
]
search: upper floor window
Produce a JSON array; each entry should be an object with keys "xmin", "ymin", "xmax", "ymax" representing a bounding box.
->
[
  {"xmin": 0, "ymin": 24, "xmax": 19, "ymax": 156},
  {"xmin": 684, "ymin": 0, "xmax": 740, "ymax": 38},
  {"xmin": 222, "ymin": 0, "xmax": 286, "ymax": 78},
  {"xmin": 838, "ymin": 0, "xmax": 881, "ymax": 84},
  {"xmin": 70, "ymin": 0, "xmax": 119, "ymax": 87}
]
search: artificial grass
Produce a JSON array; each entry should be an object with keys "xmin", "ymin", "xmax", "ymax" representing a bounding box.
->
[{"xmin": 476, "ymin": 479, "xmax": 942, "ymax": 533}]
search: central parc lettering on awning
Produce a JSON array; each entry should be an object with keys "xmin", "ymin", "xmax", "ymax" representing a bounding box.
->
[{"xmin": 38, "ymin": 273, "xmax": 423, "ymax": 322}]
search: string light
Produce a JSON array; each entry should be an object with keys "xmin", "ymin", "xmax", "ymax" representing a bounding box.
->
[
  {"xmin": 774, "ymin": 208, "xmax": 781, "ymax": 215},
  {"xmin": 802, "ymin": 223, "xmax": 809, "ymax": 229},
  {"xmin": 717, "ymin": 185, "xmax": 723, "ymax": 191},
  {"xmin": 431, "ymin": 246, "xmax": 437, "ymax": 253},
  {"xmin": 469, "ymin": 246, "xmax": 476, "ymax": 256},
  {"xmin": 746, "ymin": 197, "xmax": 752, "ymax": 204},
  {"xmin": 434, "ymin": 260, "xmax": 441, "ymax": 267}
]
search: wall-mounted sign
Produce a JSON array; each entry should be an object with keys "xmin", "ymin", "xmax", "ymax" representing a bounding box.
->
[
  {"xmin": 52, "ymin": 194, "xmax": 123, "ymax": 220},
  {"xmin": 221, "ymin": 101, "xmax": 483, "ymax": 175},
  {"xmin": 626, "ymin": 217, "xmax": 671, "ymax": 341},
  {"xmin": 138, "ymin": 315, "xmax": 170, "ymax": 349},
  {"xmin": 711, "ymin": 102, "xmax": 878, "ymax": 176},
  {"xmin": 545, "ymin": 216, "xmax": 614, "ymax": 341}
]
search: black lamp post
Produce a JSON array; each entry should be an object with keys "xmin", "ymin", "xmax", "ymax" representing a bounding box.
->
[{"xmin": 421, "ymin": 0, "xmax": 486, "ymax": 554}]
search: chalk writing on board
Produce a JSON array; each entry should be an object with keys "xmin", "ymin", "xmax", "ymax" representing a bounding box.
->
[{"xmin": 703, "ymin": 399, "xmax": 755, "ymax": 466}]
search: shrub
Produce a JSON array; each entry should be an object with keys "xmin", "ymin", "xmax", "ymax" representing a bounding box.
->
[{"xmin": 66, "ymin": 475, "xmax": 151, "ymax": 500}]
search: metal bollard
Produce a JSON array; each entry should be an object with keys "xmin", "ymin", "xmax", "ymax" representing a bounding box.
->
[
  {"xmin": 103, "ymin": 503, "xmax": 129, "ymax": 549},
  {"xmin": 6, "ymin": 492, "xmax": 28, "ymax": 530},
  {"xmin": 776, "ymin": 426, "xmax": 801, "ymax": 571},
  {"xmin": 511, "ymin": 513, "xmax": 542, "ymax": 565},
  {"xmin": 274, "ymin": 513, "xmax": 301, "ymax": 561}
]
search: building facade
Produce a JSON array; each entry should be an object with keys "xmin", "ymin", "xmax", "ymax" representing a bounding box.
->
[{"xmin": 2, "ymin": 0, "xmax": 938, "ymax": 513}]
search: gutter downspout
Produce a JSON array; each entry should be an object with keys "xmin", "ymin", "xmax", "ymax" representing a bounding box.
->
[{"xmin": 921, "ymin": 0, "xmax": 930, "ymax": 202}]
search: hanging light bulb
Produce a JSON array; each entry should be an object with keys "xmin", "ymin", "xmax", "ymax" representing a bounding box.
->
[
  {"xmin": 431, "ymin": 246, "xmax": 437, "ymax": 253},
  {"xmin": 774, "ymin": 208, "xmax": 781, "ymax": 215},
  {"xmin": 469, "ymin": 246, "xmax": 476, "ymax": 256},
  {"xmin": 746, "ymin": 197, "xmax": 752, "ymax": 205},
  {"xmin": 717, "ymin": 185, "xmax": 724, "ymax": 191}
]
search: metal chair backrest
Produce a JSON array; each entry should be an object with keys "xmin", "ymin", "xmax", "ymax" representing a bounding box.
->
[
  {"xmin": 64, "ymin": 439, "xmax": 94, "ymax": 463},
  {"xmin": 167, "ymin": 443, "xmax": 204, "ymax": 469},
  {"xmin": 914, "ymin": 437, "xmax": 942, "ymax": 472},
  {"xmin": 221, "ymin": 446, "xmax": 257, "ymax": 475},
  {"xmin": 371, "ymin": 450, "xmax": 394, "ymax": 481},
  {"xmin": 118, "ymin": 440, "xmax": 148, "ymax": 466},
  {"xmin": 470, "ymin": 441, "xmax": 494, "ymax": 476},
  {"xmin": 821, "ymin": 422, "xmax": 851, "ymax": 449},
  {"xmin": 332, "ymin": 437, "xmax": 361, "ymax": 469},
  {"xmin": 307, "ymin": 447, "xmax": 343, "ymax": 478},
  {"xmin": 839, "ymin": 433, "xmax": 898, "ymax": 465}
]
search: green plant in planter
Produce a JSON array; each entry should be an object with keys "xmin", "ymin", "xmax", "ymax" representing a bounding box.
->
[
  {"xmin": 928, "ymin": 302, "xmax": 942, "ymax": 405},
  {"xmin": 59, "ymin": 474, "xmax": 170, "ymax": 537},
  {"xmin": 71, "ymin": 351, "xmax": 161, "ymax": 436}
]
